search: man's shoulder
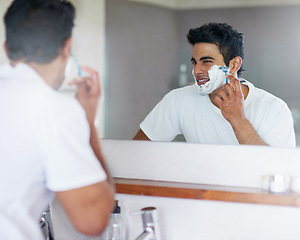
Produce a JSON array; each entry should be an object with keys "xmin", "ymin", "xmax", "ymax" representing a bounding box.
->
[
  {"xmin": 0, "ymin": 63, "xmax": 13, "ymax": 78},
  {"xmin": 244, "ymin": 79, "xmax": 287, "ymax": 108},
  {"xmin": 46, "ymin": 92, "xmax": 84, "ymax": 118}
]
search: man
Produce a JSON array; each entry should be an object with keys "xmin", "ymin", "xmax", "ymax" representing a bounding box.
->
[
  {"xmin": 134, "ymin": 23, "xmax": 295, "ymax": 147},
  {"xmin": 0, "ymin": 0, "xmax": 114, "ymax": 239}
]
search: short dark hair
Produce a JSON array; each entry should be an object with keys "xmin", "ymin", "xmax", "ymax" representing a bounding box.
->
[
  {"xmin": 187, "ymin": 23, "xmax": 244, "ymax": 76},
  {"xmin": 4, "ymin": 0, "xmax": 75, "ymax": 63}
]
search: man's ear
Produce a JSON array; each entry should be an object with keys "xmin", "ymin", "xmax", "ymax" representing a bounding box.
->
[
  {"xmin": 61, "ymin": 37, "xmax": 72, "ymax": 59},
  {"xmin": 3, "ymin": 42, "xmax": 9, "ymax": 58},
  {"xmin": 228, "ymin": 56, "xmax": 242, "ymax": 77}
]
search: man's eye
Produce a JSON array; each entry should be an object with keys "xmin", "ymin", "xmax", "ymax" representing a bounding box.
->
[
  {"xmin": 191, "ymin": 61, "xmax": 196, "ymax": 65},
  {"xmin": 203, "ymin": 60, "xmax": 213, "ymax": 63}
]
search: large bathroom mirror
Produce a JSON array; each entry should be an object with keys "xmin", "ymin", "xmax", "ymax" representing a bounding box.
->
[
  {"xmin": 0, "ymin": 0, "xmax": 299, "ymax": 145},
  {"xmin": 104, "ymin": 0, "xmax": 300, "ymax": 145}
]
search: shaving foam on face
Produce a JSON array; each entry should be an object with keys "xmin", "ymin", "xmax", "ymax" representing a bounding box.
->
[{"xmin": 192, "ymin": 65, "xmax": 229, "ymax": 96}]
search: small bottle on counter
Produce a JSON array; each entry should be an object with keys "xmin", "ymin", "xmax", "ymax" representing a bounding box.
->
[
  {"xmin": 100, "ymin": 200, "xmax": 127, "ymax": 240},
  {"xmin": 178, "ymin": 64, "xmax": 188, "ymax": 87}
]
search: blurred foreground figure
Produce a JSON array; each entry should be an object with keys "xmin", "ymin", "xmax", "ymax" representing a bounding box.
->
[{"xmin": 0, "ymin": 0, "xmax": 115, "ymax": 239}]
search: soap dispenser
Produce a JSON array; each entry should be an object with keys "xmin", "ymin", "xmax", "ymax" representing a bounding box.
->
[{"xmin": 100, "ymin": 200, "xmax": 126, "ymax": 240}]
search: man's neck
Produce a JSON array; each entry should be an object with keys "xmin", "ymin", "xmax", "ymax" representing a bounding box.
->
[{"xmin": 10, "ymin": 59, "xmax": 63, "ymax": 90}]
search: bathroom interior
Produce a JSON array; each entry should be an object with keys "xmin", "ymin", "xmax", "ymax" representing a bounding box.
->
[{"xmin": 2, "ymin": 0, "xmax": 300, "ymax": 239}]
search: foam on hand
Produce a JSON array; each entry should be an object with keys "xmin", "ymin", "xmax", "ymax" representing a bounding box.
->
[{"xmin": 60, "ymin": 56, "xmax": 82, "ymax": 93}]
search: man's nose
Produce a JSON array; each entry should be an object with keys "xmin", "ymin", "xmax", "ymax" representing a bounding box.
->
[{"xmin": 194, "ymin": 64, "xmax": 204, "ymax": 75}]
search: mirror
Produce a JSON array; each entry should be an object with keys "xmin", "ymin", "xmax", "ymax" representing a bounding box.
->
[
  {"xmin": 105, "ymin": 0, "xmax": 300, "ymax": 146},
  {"xmin": 0, "ymin": 0, "xmax": 299, "ymax": 146}
]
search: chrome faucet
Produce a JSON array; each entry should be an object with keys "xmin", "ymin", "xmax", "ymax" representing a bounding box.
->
[
  {"xmin": 39, "ymin": 206, "xmax": 54, "ymax": 240},
  {"xmin": 134, "ymin": 207, "xmax": 161, "ymax": 240}
]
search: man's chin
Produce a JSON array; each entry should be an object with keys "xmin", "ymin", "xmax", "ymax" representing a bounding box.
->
[
  {"xmin": 198, "ymin": 87, "xmax": 213, "ymax": 96},
  {"xmin": 196, "ymin": 83, "xmax": 206, "ymax": 94},
  {"xmin": 198, "ymin": 83, "xmax": 226, "ymax": 96}
]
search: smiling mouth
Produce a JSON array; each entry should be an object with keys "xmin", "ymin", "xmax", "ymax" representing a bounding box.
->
[{"xmin": 196, "ymin": 78, "xmax": 210, "ymax": 86}]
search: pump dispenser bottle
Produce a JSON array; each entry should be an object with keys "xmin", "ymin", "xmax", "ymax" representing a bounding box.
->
[{"xmin": 100, "ymin": 200, "xmax": 126, "ymax": 240}]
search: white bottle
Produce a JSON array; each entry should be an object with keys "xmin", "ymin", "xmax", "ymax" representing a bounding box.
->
[
  {"xmin": 178, "ymin": 64, "xmax": 188, "ymax": 87},
  {"xmin": 100, "ymin": 200, "xmax": 126, "ymax": 240}
]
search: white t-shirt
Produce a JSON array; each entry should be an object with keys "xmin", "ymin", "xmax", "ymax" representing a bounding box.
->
[
  {"xmin": 0, "ymin": 63, "xmax": 107, "ymax": 240},
  {"xmin": 140, "ymin": 80, "xmax": 296, "ymax": 147}
]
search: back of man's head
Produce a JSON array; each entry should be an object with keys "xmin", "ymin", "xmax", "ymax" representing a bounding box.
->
[
  {"xmin": 187, "ymin": 23, "xmax": 244, "ymax": 76},
  {"xmin": 4, "ymin": 0, "xmax": 75, "ymax": 64}
]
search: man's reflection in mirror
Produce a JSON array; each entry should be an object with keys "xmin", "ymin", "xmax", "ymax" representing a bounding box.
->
[{"xmin": 134, "ymin": 23, "xmax": 295, "ymax": 147}]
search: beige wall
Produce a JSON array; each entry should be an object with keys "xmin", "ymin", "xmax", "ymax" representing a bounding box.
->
[
  {"xmin": 0, "ymin": 0, "xmax": 12, "ymax": 64},
  {"xmin": 70, "ymin": 0, "xmax": 106, "ymax": 136},
  {"xmin": 0, "ymin": 0, "xmax": 106, "ymax": 136}
]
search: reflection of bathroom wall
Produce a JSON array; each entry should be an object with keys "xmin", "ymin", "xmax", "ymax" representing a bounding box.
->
[
  {"xmin": 105, "ymin": 0, "xmax": 179, "ymax": 139},
  {"xmin": 129, "ymin": 0, "xmax": 300, "ymax": 9},
  {"xmin": 106, "ymin": 2, "xmax": 300, "ymax": 145}
]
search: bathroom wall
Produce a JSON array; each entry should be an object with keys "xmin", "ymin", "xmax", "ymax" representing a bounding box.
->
[
  {"xmin": 105, "ymin": 2, "xmax": 300, "ymax": 143},
  {"xmin": 0, "ymin": 1, "xmax": 13, "ymax": 64},
  {"xmin": 70, "ymin": 0, "xmax": 106, "ymax": 136},
  {"xmin": 51, "ymin": 139, "xmax": 300, "ymax": 239}
]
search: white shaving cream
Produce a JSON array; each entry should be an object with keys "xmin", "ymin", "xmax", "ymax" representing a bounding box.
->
[{"xmin": 192, "ymin": 65, "xmax": 229, "ymax": 95}]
